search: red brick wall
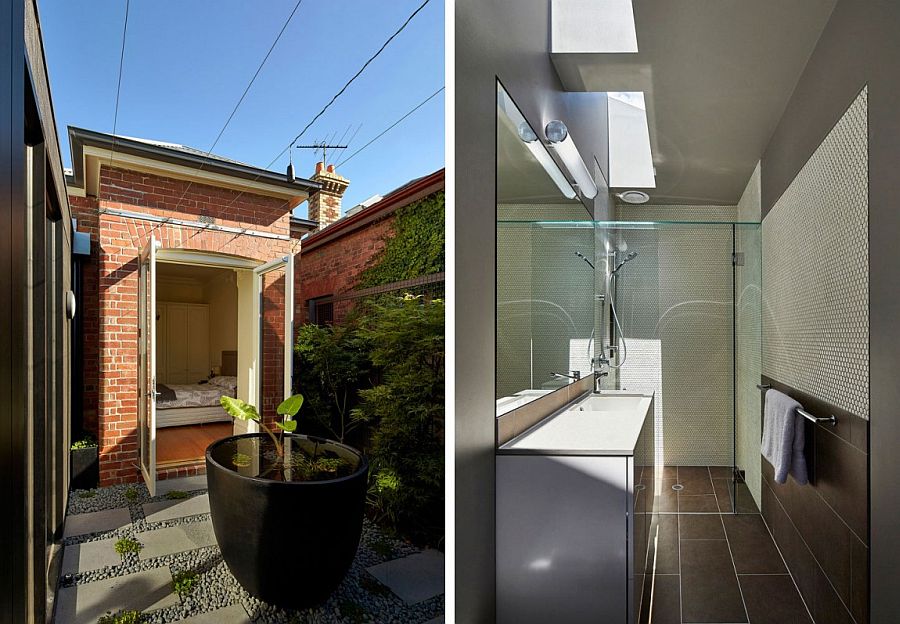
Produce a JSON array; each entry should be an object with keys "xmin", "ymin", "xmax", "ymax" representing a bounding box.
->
[
  {"xmin": 71, "ymin": 165, "xmax": 299, "ymax": 485},
  {"xmin": 294, "ymin": 213, "xmax": 395, "ymax": 324}
]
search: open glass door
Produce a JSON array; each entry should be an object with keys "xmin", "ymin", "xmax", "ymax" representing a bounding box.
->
[
  {"xmin": 138, "ymin": 236, "xmax": 160, "ymax": 495},
  {"xmin": 250, "ymin": 254, "xmax": 294, "ymax": 427}
]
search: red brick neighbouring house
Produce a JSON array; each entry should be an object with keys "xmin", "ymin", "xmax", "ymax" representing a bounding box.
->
[
  {"xmin": 296, "ymin": 168, "xmax": 445, "ymax": 325},
  {"xmin": 68, "ymin": 127, "xmax": 321, "ymax": 487}
]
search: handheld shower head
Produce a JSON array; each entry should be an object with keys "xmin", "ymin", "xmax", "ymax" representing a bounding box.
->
[
  {"xmin": 612, "ymin": 251, "xmax": 638, "ymax": 274},
  {"xmin": 574, "ymin": 251, "xmax": 595, "ymax": 270}
]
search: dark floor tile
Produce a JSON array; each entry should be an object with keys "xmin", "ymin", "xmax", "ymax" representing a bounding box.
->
[
  {"xmin": 709, "ymin": 465, "xmax": 734, "ymax": 479},
  {"xmin": 734, "ymin": 482, "xmax": 760, "ymax": 513},
  {"xmin": 679, "ymin": 514, "xmax": 725, "ymax": 540},
  {"xmin": 681, "ymin": 539, "xmax": 747, "ymax": 623},
  {"xmin": 661, "ymin": 465, "xmax": 678, "ymax": 479},
  {"xmin": 723, "ymin": 514, "xmax": 786, "ymax": 574},
  {"xmin": 678, "ymin": 494, "xmax": 719, "ymax": 513},
  {"xmin": 812, "ymin": 564, "xmax": 854, "ymax": 624},
  {"xmin": 713, "ymin": 478, "xmax": 734, "ymax": 512},
  {"xmin": 739, "ymin": 575, "xmax": 812, "ymax": 624},
  {"xmin": 658, "ymin": 479, "xmax": 678, "ymax": 512},
  {"xmin": 639, "ymin": 574, "xmax": 680, "ymax": 624},
  {"xmin": 678, "ymin": 466, "xmax": 714, "ymax": 494},
  {"xmin": 649, "ymin": 515, "xmax": 680, "ymax": 574}
]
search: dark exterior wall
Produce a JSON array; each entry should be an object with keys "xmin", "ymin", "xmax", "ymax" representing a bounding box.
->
[
  {"xmin": 455, "ymin": 1, "xmax": 609, "ymax": 620},
  {"xmin": 760, "ymin": 1, "xmax": 900, "ymax": 620}
]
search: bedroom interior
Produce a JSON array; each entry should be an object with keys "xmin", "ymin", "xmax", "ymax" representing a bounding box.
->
[{"xmin": 154, "ymin": 261, "xmax": 240, "ymax": 467}]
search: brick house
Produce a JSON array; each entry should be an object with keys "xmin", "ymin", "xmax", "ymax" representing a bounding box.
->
[
  {"xmin": 67, "ymin": 127, "xmax": 329, "ymax": 489},
  {"xmin": 296, "ymin": 168, "xmax": 445, "ymax": 325}
]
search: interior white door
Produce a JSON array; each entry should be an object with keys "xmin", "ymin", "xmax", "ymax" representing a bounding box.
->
[
  {"xmin": 250, "ymin": 254, "xmax": 294, "ymax": 430},
  {"xmin": 138, "ymin": 235, "xmax": 160, "ymax": 495}
]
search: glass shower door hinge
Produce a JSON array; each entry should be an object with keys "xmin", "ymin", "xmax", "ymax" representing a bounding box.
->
[{"xmin": 732, "ymin": 252, "xmax": 745, "ymax": 266}]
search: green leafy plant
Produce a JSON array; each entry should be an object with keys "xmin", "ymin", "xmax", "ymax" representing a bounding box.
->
[
  {"xmin": 219, "ymin": 394, "xmax": 303, "ymax": 457},
  {"xmin": 357, "ymin": 191, "xmax": 444, "ymax": 287},
  {"xmin": 172, "ymin": 570, "xmax": 199, "ymax": 596},
  {"xmin": 123, "ymin": 487, "xmax": 138, "ymax": 503},
  {"xmin": 114, "ymin": 538, "xmax": 142, "ymax": 557},
  {"xmin": 294, "ymin": 321, "xmax": 372, "ymax": 443},
  {"xmin": 352, "ymin": 294, "xmax": 444, "ymax": 544},
  {"xmin": 78, "ymin": 490, "xmax": 97, "ymax": 499},
  {"xmin": 71, "ymin": 434, "xmax": 97, "ymax": 450},
  {"xmin": 165, "ymin": 490, "xmax": 189, "ymax": 500},
  {"xmin": 98, "ymin": 610, "xmax": 143, "ymax": 624}
]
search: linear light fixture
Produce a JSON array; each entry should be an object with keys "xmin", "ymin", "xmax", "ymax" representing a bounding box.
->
[
  {"xmin": 544, "ymin": 120, "xmax": 598, "ymax": 199},
  {"xmin": 497, "ymin": 85, "xmax": 577, "ymax": 200}
]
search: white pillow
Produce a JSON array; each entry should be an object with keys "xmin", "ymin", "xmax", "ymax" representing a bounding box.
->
[{"xmin": 209, "ymin": 376, "xmax": 238, "ymax": 391}]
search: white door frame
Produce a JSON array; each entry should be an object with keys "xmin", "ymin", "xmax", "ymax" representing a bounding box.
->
[
  {"xmin": 249, "ymin": 254, "xmax": 294, "ymax": 432},
  {"xmin": 138, "ymin": 236, "xmax": 160, "ymax": 495}
]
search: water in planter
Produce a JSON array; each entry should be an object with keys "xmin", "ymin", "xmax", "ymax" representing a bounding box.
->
[{"xmin": 209, "ymin": 435, "xmax": 360, "ymax": 482}]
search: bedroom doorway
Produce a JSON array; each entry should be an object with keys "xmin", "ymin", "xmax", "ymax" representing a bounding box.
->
[{"xmin": 137, "ymin": 236, "xmax": 294, "ymax": 495}]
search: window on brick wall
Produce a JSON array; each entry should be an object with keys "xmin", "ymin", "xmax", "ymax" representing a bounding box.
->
[{"xmin": 308, "ymin": 297, "xmax": 334, "ymax": 326}]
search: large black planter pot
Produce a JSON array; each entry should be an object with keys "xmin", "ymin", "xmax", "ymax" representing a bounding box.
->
[
  {"xmin": 70, "ymin": 446, "xmax": 99, "ymax": 490},
  {"xmin": 206, "ymin": 433, "xmax": 368, "ymax": 609}
]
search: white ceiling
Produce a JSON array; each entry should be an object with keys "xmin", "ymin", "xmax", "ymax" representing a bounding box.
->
[{"xmin": 551, "ymin": 0, "xmax": 837, "ymax": 204}]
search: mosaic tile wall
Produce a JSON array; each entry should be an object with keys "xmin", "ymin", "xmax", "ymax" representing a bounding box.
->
[
  {"xmin": 735, "ymin": 163, "xmax": 763, "ymax": 508},
  {"xmin": 762, "ymin": 87, "xmax": 869, "ymax": 420},
  {"xmin": 611, "ymin": 219, "xmax": 736, "ymax": 466},
  {"xmin": 497, "ymin": 219, "xmax": 595, "ymax": 400},
  {"xmin": 616, "ymin": 204, "xmax": 740, "ymax": 223}
]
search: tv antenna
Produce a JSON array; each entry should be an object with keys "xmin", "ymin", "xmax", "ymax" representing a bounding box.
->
[{"xmin": 295, "ymin": 141, "xmax": 348, "ymax": 167}]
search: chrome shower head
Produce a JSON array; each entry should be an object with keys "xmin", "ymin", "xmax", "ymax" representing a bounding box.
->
[
  {"xmin": 574, "ymin": 251, "xmax": 595, "ymax": 270},
  {"xmin": 612, "ymin": 251, "xmax": 638, "ymax": 274}
]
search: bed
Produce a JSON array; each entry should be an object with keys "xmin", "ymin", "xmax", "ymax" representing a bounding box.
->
[{"xmin": 156, "ymin": 351, "xmax": 237, "ymax": 428}]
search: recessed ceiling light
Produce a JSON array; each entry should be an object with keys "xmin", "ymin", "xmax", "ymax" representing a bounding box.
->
[{"xmin": 617, "ymin": 190, "xmax": 650, "ymax": 204}]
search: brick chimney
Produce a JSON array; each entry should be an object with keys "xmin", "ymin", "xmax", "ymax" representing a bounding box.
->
[{"xmin": 308, "ymin": 161, "xmax": 349, "ymax": 230}]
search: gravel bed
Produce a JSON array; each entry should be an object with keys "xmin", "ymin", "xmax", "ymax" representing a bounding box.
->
[{"xmin": 64, "ymin": 484, "xmax": 443, "ymax": 623}]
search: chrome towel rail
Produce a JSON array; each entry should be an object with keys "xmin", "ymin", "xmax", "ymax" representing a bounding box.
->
[{"xmin": 756, "ymin": 383, "xmax": 837, "ymax": 427}]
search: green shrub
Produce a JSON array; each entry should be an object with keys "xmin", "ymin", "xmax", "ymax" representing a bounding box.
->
[
  {"xmin": 78, "ymin": 490, "xmax": 97, "ymax": 499},
  {"xmin": 114, "ymin": 538, "xmax": 142, "ymax": 557},
  {"xmin": 172, "ymin": 570, "xmax": 198, "ymax": 596},
  {"xmin": 165, "ymin": 490, "xmax": 189, "ymax": 500},
  {"xmin": 352, "ymin": 295, "xmax": 444, "ymax": 544},
  {"xmin": 123, "ymin": 487, "xmax": 138, "ymax": 503},
  {"xmin": 294, "ymin": 321, "xmax": 371, "ymax": 443},
  {"xmin": 97, "ymin": 610, "xmax": 143, "ymax": 624}
]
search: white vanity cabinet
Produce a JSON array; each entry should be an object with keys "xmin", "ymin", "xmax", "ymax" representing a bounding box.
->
[{"xmin": 496, "ymin": 392, "xmax": 655, "ymax": 624}]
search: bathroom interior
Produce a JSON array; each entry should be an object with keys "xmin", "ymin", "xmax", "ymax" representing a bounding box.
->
[{"xmin": 463, "ymin": 1, "xmax": 877, "ymax": 622}]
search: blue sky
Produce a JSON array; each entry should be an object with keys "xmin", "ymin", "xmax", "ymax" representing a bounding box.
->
[{"xmin": 38, "ymin": 0, "xmax": 444, "ymax": 214}]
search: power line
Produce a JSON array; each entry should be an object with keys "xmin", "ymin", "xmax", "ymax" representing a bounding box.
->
[
  {"xmin": 170, "ymin": 0, "xmax": 307, "ymax": 212},
  {"xmin": 337, "ymin": 86, "xmax": 443, "ymax": 168},
  {"xmin": 268, "ymin": 0, "xmax": 433, "ymax": 169},
  {"xmin": 108, "ymin": 0, "xmax": 131, "ymax": 169}
]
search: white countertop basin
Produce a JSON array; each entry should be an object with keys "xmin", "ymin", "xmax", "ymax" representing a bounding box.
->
[{"xmin": 500, "ymin": 392, "xmax": 653, "ymax": 455}]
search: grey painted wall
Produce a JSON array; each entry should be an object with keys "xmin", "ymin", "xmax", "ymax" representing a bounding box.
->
[
  {"xmin": 760, "ymin": 1, "xmax": 900, "ymax": 620},
  {"xmin": 456, "ymin": 1, "xmax": 609, "ymax": 619}
]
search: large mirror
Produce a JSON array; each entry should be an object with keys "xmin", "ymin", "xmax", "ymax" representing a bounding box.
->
[{"xmin": 496, "ymin": 81, "xmax": 595, "ymax": 416}]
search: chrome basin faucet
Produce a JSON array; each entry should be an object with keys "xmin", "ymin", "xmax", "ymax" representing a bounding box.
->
[{"xmin": 550, "ymin": 371, "xmax": 581, "ymax": 381}]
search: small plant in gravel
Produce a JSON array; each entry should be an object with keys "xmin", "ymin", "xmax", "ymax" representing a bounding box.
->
[
  {"xmin": 113, "ymin": 537, "xmax": 142, "ymax": 557},
  {"xmin": 97, "ymin": 609, "xmax": 143, "ymax": 624},
  {"xmin": 165, "ymin": 490, "xmax": 189, "ymax": 500},
  {"xmin": 78, "ymin": 490, "xmax": 97, "ymax": 499},
  {"xmin": 337, "ymin": 599, "xmax": 370, "ymax": 624},
  {"xmin": 123, "ymin": 486, "xmax": 139, "ymax": 503},
  {"xmin": 370, "ymin": 537, "xmax": 395, "ymax": 559},
  {"xmin": 171, "ymin": 570, "xmax": 199, "ymax": 596}
]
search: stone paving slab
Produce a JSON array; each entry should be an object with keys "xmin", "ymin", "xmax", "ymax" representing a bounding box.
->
[
  {"xmin": 143, "ymin": 494, "xmax": 210, "ymax": 523},
  {"xmin": 366, "ymin": 549, "xmax": 445, "ymax": 604},
  {"xmin": 136, "ymin": 521, "xmax": 217, "ymax": 560},
  {"xmin": 156, "ymin": 475, "xmax": 208, "ymax": 495},
  {"xmin": 63, "ymin": 507, "xmax": 132, "ymax": 538},
  {"xmin": 55, "ymin": 567, "xmax": 179, "ymax": 624},
  {"xmin": 61, "ymin": 537, "xmax": 122, "ymax": 576},
  {"xmin": 173, "ymin": 604, "xmax": 251, "ymax": 623}
]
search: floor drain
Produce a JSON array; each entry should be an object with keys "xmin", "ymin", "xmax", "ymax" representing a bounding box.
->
[{"xmin": 671, "ymin": 484, "xmax": 684, "ymax": 492}]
